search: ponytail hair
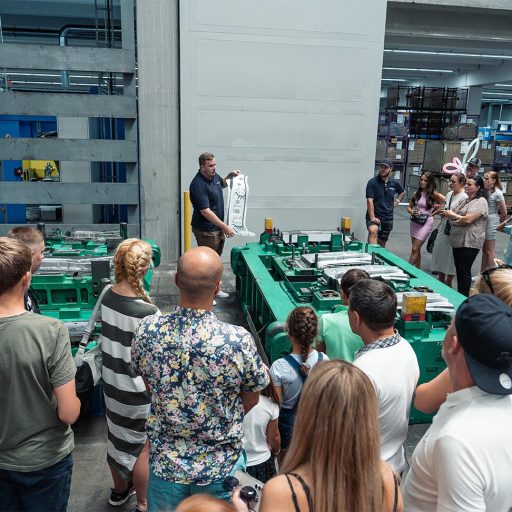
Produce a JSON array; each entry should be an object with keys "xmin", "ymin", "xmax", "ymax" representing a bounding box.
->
[
  {"xmin": 113, "ymin": 238, "xmax": 153, "ymax": 303},
  {"xmin": 286, "ymin": 306, "xmax": 318, "ymax": 377}
]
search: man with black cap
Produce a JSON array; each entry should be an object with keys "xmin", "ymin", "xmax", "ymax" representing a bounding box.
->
[
  {"xmin": 403, "ymin": 294, "xmax": 512, "ymax": 511},
  {"xmin": 366, "ymin": 159, "xmax": 405, "ymax": 247},
  {"xmin": 465, "ymin": 157, "xmax": 481, "ymax": 179}
]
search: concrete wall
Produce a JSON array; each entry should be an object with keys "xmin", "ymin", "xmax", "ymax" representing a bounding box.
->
[{"xmin": 179, "ymin": 0, "xmax": 387, "ymax": 260}]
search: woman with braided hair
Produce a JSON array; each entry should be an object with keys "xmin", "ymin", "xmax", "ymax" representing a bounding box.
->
[
  {"xmin": 100, "ymin": 239, "xmax": 160, "ymax": 512},
  {"xmin": 270, "ymin": 307, "xmax": 328, "ymax": 460}
]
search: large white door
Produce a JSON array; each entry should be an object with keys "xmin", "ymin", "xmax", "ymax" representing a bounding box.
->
[{"xmin": 180, "ymin": 0, "xmax": 386, "ymax": 257}]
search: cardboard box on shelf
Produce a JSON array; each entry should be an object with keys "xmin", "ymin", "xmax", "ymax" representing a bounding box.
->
[
  {"xmin": 407, "ymin": 139, "xmax": 425, "ymax": 163},
  {"xmin": 444, "ymin": 141, "xmax": 462, "ymax": 164},
  {"xmin": 423, "ymin": 141, "xmax": 444, "ymax": 172},
  {"xmin": 387, "ymin": 145, "xmax": 406, "ymax": 162},
  {"xmin": 477, "ymin": 141, "xmax": 495, "ymax": 165}
]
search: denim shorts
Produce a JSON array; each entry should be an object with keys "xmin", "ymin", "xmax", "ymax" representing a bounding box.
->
[
  {"xmin": 0, "ymin": 453, "xmax": 73, "ymax": 512},
  {"xmin": 148, "ymin": 452, "xmax": 246, "ymax": 512}
]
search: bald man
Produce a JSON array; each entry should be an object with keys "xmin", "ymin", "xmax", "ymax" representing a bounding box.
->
[{"xmin": 131, "ymin": 247, "xmax": 269, "ymax": 511}]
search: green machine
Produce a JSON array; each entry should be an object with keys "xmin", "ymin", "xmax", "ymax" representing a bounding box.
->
[
  {"xmin": 32, "ymin": 224, "xmax": 161, "ymax": 349},
  {"xmin": 231, "ymin": 223, "xmax": 466, "ymax": 423}
]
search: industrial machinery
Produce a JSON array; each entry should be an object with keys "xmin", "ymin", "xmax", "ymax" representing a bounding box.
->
[
  {"xmin": 231, "ymin": 220, "xmax": 466, "ymax": 423},
  {"xmin": 32, "ymin": 223, "xmax": 160, "ymax": 350}
]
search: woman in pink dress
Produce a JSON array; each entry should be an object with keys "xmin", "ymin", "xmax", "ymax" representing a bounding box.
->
[{"xmin": 407, "ymin": 171, "xmax": 445, "ymax": 268}]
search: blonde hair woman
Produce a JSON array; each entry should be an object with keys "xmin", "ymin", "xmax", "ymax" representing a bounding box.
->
[
  {"xmin": 259, "ymin": 360, "xmax": 402, "ymax": 512},
  {"xmin": 481, "ymin": 171, "xmax": 507, "ymax": 272},
  {"xmin": 101, "ymin": 239, "xmax": 160, "ymax": 512}
]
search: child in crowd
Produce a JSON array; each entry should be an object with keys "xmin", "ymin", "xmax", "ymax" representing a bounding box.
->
[
  {"xmin": 270, "ymin": 307, "xmax": 328, "ymax": 461},
  {"xmin": 100, "ymin": 239, "xmax": 160, "ymax": 512},
  {"xmin": 242, "ymin": 373, "xmax": 281, "ymax": 483}
]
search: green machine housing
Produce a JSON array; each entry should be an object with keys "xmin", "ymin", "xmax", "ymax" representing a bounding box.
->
[
  {"xmin": 31, "ymin": 225, "xmax": 161, "ymax": 351},
  {"xmin": 231, "ymin": 228, "xmax": 466, "ymax": 423}
]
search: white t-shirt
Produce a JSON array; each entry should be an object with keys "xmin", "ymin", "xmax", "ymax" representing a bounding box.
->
[
  {"xmin": 242, "ymin": 395, "xmax": 280, "ymax": 466},
  {"xmin": 270, "ymin": 350, "xmax": 329, "ymax": 409},
  {"xmin": 353, "ymin": 337, "xmax": 419, "ymax": 473},
  {"xmin": 403, "ymin": 386, "xmax": 512, "ymax": 512}
]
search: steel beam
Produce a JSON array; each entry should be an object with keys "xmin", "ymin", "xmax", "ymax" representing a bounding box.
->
[
  {"xmin": 0, "ymin": 44, "xmax": 135, "ymax": 73},
  {"xmin": 0, "ymin": 183, "xmax": 139, "ymax": 204},
  {"xmin": 0, "ymin": 224, "xmax": 140, "ymax": 237},
  {"xmin": 0, "ymin": 138, "xmax": 137, "ymax": 162},
  {"xmin": 0, "ymin": 92, "xmax": 137, "ymax": 118}
]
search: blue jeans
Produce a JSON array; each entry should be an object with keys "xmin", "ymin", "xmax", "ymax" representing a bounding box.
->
[
  {"xmin": 278, "ymin": 407, "xmax": 296, "ymax": 449},
  {"xmin": 0, "ymin": 453, "xmax": 73, "ymax": 512},
  {"xmin": 148, "ymin": 452, "xmax": 246, "ymax": 512}
]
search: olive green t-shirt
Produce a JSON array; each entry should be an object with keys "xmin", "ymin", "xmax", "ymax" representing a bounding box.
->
[{"xmin": 0, "ymin": 312, "xmax": 75, "ymax": 471}]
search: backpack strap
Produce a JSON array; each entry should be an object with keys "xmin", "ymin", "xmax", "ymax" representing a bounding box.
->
[{"xmin": 283, "ymin": 354, "xmax": 306, "ymax": 383}]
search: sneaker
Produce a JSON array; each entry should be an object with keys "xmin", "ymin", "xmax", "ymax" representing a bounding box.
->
[
  {"xmin": 109, "ymin": 485, "xmax": 135, "ymax": 507},
  {"xmin": 213, "ymin": 299, "xmax": 217, "ymax": 306},
  {"xmin": 216, "ymin": 289, "xmax": 229, "ymax": 299}
]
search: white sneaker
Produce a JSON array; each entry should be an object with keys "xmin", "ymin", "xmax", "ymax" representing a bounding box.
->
[
  {"xmin": 213, "ymin": 299, "xmax": 217, "ymax": 306},
  {"xmin": 216, "ymin": 289, "xmax": 229, "ymax": 299}
]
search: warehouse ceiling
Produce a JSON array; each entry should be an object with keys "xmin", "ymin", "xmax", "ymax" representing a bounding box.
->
[
  {"xmin": 384, "ymin": 1, "xmax": 512, "ymax": 103},
  {"xmin": 0, "ymin": 0, "xmax": 511, "ymax": 102}
]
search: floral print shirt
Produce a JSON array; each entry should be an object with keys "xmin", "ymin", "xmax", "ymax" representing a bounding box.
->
[{"xmin": 131, "ymin": 306, "xmax": 269, "ymax": 485}]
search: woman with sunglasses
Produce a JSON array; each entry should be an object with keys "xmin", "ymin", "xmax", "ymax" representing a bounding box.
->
[
  {"xmin": 406, "ymin": 171, "xmax": 445, "ymax": 269},
  {"xmin": 414, "ymin": 266, "xmax": 512, "ymax": 414},
  {"xmin": 431, "ymin": 173, "xmax": 467, "ymax": 286},
  {"xmin": 481, "ymin": 171, "xmax": 507, "ymax": 272},
  {"xmin": 440, "ymin": 176, "xmax": 488, "ymax": 296}
]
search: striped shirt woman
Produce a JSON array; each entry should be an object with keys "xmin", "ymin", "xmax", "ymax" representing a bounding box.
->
[{"xmin": 100, "ymin": 239, "xmax": 160, "ymax": 512}]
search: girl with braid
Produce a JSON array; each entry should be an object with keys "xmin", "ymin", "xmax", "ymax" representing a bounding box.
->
[
  {"xmin": 270, "ymin": 307, "xmax": 328, "ymax": 459},
  {"xmin": 100, "ymin": 239, "xmax": 160, "ymax": 512}
]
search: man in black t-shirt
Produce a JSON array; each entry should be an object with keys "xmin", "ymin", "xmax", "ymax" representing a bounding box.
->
[
  {"xmin": 365, "ymin": 159, "xmax": 405, "ymax": 247},
  {"xmin": 189, "ymin": 152, "xmax": 240, "ymax": 298}
]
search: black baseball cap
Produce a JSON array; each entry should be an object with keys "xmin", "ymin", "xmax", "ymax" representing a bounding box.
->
[
  {"xmin": 455, "ymin": 294, "xmax": 512, "ymax": 395},
  {"xmin": 379, "ymin": 159, "xmax": 392, "ymax": 168},
  {"xmin": 467, "ymin": 157, "xmax": 481, "ymax": 167}
]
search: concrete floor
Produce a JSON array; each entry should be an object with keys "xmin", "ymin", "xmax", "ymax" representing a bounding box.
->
[{"xmin": 68, "ymin": 208, "xmax": 509, "ymax": 512}]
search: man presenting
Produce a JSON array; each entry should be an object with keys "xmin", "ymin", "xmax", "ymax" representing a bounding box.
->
[
  {"xmin": 366, "ymin": 159, "xmax": 405, "ymax": 247},
  {"xmin": 403, "ymin": 294, "xmax": 512, "ymax": 511},
  {"xmin": 132, "ymin": 246, "xmax": 269, "ymax": 511},
  {"xmin": 189, "ymin": 152, "xmax": 239, "ymax": 298}
]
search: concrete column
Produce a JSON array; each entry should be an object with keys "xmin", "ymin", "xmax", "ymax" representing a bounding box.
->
[
  {"xmin": 467, "ymin": 86, "xmax": 483, "ymax": 117},
  {"xmin": 136, "ymin": 0, "xmax": 180, "ymax": 263}
]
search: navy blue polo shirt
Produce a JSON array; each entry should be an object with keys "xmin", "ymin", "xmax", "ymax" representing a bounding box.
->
[
  {"xmin": 365, "ymin": 175, "xmax": 404, "ymax": 222},
  {"xmin": 189, "ymin": 171, "xmax": 224, "ymax": 231}
]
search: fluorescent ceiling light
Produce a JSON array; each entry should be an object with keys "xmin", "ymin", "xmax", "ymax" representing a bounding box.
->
[
  {"xmin": 382, "ymin": 78, "xmax": 408, "ymax": 82},
  {"xmin": 383, "ymin": 67, "xmax": 454, "ymax": 73},
  {"xmin": 495, "ymin": 84, "xmax": 512, "ymax": 87},
  {"xmin": 482, "ymin": 91, "xmax": 512, "ymax": 96},
  {"xmin": 385, "ymin": 49, "xmax": 512, "ymax": 60}
]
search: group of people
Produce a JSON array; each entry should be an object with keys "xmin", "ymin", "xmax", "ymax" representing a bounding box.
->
[
  {"xmin": 366, "ymin": 158, "xmax": 512, "ymax": 296},
  {"xmin": 3, "ymin": 153, "xmax": 512, "ymax": 512}
]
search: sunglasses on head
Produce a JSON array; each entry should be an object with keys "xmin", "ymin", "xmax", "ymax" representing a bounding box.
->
[{"xmin": 481, "ymin": 265, "xmax": 512, "ymax": 295}]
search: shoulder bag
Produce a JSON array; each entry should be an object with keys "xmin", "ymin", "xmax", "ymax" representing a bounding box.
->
[{"xmin": 74, "ymin": 284, "xmax": 112, "ymax": 394}]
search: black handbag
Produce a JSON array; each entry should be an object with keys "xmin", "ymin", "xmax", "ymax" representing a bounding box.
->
[
  {"xmin": 410, "ymin": 213, "xmax": 429, "ymax": 225},
  {"xmin": 427, "ymin": 227, "xmax": 438, "ymax": 253},
  {"xmin": 444, "ymin": 220, "xmax": 451, "ymax": 236}
]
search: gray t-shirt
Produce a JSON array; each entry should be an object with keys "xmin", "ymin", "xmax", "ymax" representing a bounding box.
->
[{"xmin": 0, "ymin": 312, "xmax": 75, "ymax": 471}]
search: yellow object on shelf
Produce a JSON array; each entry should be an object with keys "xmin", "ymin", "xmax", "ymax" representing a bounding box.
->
[
  {"xmin": 402, "ymin": 293, "xmax": 427, "ymax": 316},
  {"xmin": 22, "ymin": 160, "xmax": 59, "ymax": 181}
]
